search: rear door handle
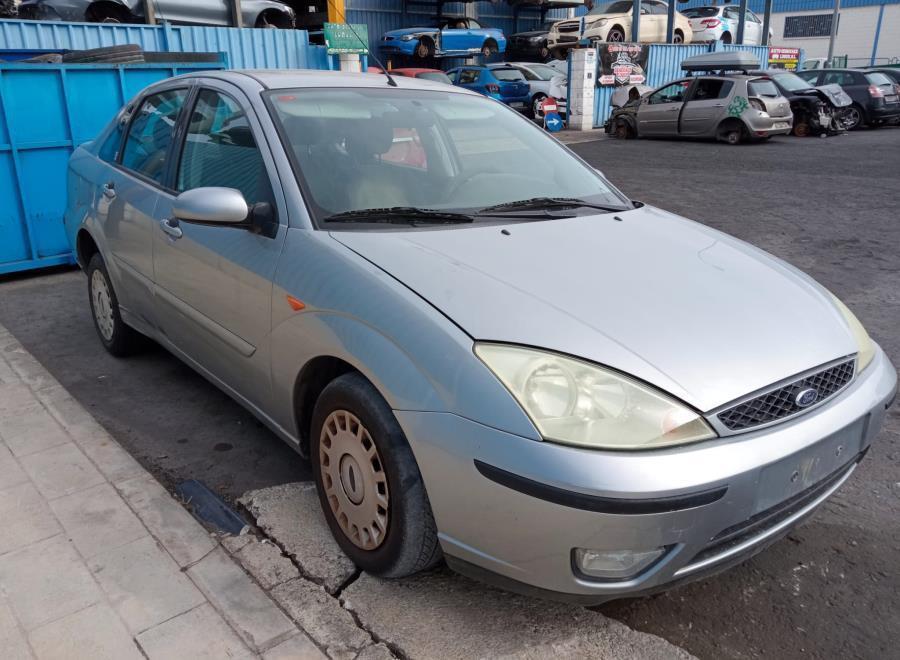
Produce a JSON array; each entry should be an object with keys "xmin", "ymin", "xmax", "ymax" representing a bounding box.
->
[
  {"xmin": 102, "ymin": 182, "xmax": 116, "ymax": 199},
  {"xmin": 160, "ymin": 217, "xmax": 183, "ymax": 240},
  {"xmin": 712, "ymin": 103, "xmax": 725, "ymax": 107}
]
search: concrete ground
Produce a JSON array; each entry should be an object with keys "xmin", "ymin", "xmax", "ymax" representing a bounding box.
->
[{"xmin": 0, "ymin": 127, "xmax": 897, "ymax": 659}]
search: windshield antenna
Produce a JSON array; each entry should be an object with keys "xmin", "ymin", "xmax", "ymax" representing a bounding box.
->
[{"xmin": 324, "ymin": 0, "xmax": 398, "ymax": 87}]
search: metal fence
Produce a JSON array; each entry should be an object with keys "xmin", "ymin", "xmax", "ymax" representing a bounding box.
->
[{"xmin": 593, "ymin": 43, "xmax": 773, "ymax": 127}]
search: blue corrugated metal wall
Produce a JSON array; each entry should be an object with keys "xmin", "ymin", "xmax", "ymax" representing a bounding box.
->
[
  {"xmin": 0, "ymin": 19, "xmax": 334, "ymax": 70},
  {"xmin": 593, "ymin": 42, "xmax": 771, "ymax": 127},
  {"xmin": 0, "ymin": 61, "xmax": 224, "ymax": 275}
]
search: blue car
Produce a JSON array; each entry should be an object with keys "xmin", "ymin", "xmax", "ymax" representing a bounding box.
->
[
  {"xmin": 446, "ymin": 65, "xmax": 531, "ymax": 110},
  {"xmin": 381, "ymin": 17, "xmax": 506, "ymax": 59}
]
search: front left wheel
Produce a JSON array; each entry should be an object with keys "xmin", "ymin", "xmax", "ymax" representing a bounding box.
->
[
  {"xmin": 311, "ymin": 372, "xmax": 442, "ymax": 578},
  {"xmin": 86, "ymin": 252, "xmax": 145, "ymax": 356}
]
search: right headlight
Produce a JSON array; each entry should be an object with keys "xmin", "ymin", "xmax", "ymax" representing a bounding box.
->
[
  {"xmin": 829, "ymin": 292, "xmax": 875, "ymax": 372},
  {"xmin": 592, "ymin": 18, "xmax": 609, "ymax": 28},
  {"xmin": 475, "ymin": 344, "xmax": 716, "ymax": 450}
]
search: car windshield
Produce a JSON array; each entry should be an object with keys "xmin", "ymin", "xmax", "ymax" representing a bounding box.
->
[
  {"xmin": 416, "ymin": 71, "xmax": 452, "ymax": 84},
  {"xmin": 266, "ymin": 88, "xmax": 627, "ymax": 225},
  {"xmin": 523, "ymin": 64, "xmax": 557, "ymax": 81},
  {"xmin": 771, "ymin": 72, "xmax": 815, "ymax": 92},
  {"xmin": 491, "ymin": 68, "xmax": 526, "ymax": 81},
  {"xmin": 681, "ymin": 7, "xmax": 719, "ymax": 17},
  {"xmin": 865, "ymin": 72, "xmax": 893, "ymax": 86},
  {"xmin": 748, "ymin": 79, "xmax": 780, "ymax": 97},
  {"xmin": 589, "ymin": 1, "xmax": 634, "ymax": 15}
]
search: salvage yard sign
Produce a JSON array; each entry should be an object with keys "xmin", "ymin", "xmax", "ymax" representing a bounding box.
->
[
  {"xmin": 324, "ymin": 23, "xmax": 369, "ymax": 54},
  {"xmin": 769, "ymin": 47, "xmax": 801, "ymax": 70},
  {"xmin": 598, "ymin": 43, "xmax": 649, "ymax": 86}
]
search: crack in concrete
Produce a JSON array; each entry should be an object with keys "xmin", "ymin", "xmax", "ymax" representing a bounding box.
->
[{"xmin": 236, "ymin": 503, "xmax": 408, "ymax": 659}]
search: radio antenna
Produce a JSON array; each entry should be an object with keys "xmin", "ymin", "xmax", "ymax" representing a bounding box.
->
[{"xmin": 324, "ymin": 0, "xmax": 398, "ymax": 87}]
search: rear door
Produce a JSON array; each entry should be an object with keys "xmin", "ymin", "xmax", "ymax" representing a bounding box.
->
[
  {"xmin": 152, "ymin": 82, "xmax": 287, "ymax": 405},
  {"xmin": 680, "ymin": 78, "xmax": 733, "ymax": 136},
  {"xmin": 637, "ymin": 80, "xmax": 690, "ymax": 136},
  {"xmin": 103, "ymin": 86, "xmax": 190, "ymax": 329},
  {"xmin": 456, "ymin": 68, "xmax": 483, "ymax": 93},
  {"xmin": 642, "ymin": 1, "xmax": 667, "ymax": 42}
]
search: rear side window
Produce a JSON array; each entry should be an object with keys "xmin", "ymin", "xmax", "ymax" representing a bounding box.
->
[
  {"xmin": 691, "ymin": 79, "xmax": 732, "ymax": 101},
  {"xmin": 748, "ymin": 79, "xmax": 780, "ymax": 97},
  {"xmin": 120, "ymin": 89, "xmax": 188, "ymax": 185},
  {"xmin": 822, "ymin": 71, "xmax": 857, "ymax": 86},
  {"xmin": 492, "ymin": 68, "xmax": 525, "ymax": 82},
  {"xmin": 176, "ymin": 89, "xmax": 273, "ymax": 207}
]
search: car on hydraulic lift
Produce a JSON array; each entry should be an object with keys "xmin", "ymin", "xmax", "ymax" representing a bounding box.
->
[
  {"xmin": 606, "ymin": 52, "xmax": 792, "ymax": 144},
  {"xmin": 17, "ymin": 0, "xmax": 297, "ymax": 27},
  {"xmin": 380, "ymin": 17, "xmax": 506, "ymax": 59}
]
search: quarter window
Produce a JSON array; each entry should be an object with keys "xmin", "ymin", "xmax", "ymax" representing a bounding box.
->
[
  {"xmin": 120, "ymin": 89, "xmax": 188, "ymax": 184},
  {"xmin": 176, "ymin": 89, "xmax": 273, "ymax": 207}
]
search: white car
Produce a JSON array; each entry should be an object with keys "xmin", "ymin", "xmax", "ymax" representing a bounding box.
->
[
  {"xmin": 682, "ymin": 5, "xmax": 773, "ymax": 45},
  {"xmin": 504, "ymin": 61, "xmax": 569, "ymax": 118}
]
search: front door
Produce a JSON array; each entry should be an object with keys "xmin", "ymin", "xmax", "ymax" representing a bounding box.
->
[
  {"xmin": 637, "ymin": 80, "xmax": 690, "ymax": 136},
  {"xmin": 680, "ymin": 78, "xmax": 733, "ymax": 136},
  {"xmin": 152, "ymin": 83, "xmax": 287, "ymax": 406},
  {"xmin": 441, "ymin": 18, "xmax": 468, "ymax": 52},
  {"xmin": 103, "ymin": 87, "xmax": 189, "ymax": 330}
]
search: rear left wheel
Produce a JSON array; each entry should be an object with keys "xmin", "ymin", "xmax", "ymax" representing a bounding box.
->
[
  {"xmin": 86, "ymin": 253, "xmax": 145, "ymax": 357},
  {"xmin": 311, "ymin": 373, "xmax": 442, "ymax": 578}
]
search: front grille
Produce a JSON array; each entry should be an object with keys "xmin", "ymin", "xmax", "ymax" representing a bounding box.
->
[
  {"xmin": 556, "ymin": 22, "xmax": 580, "ymax": 32},
  {"xmin": 688, "ymin": 453, "xmax": 860, "ymax": 566},
  {"xmin": 717, "ymin": 359, "xmax": 855, "ymax": 432}
]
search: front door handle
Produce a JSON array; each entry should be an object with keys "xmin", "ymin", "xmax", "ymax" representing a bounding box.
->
[
  {"xmin": 102, "ymin": 182, "xmax": 116, "ymax": 200},
  {"xmin": 160, "ymin": 217, "xmax": 183, "ymax": 240},
  {"xmin": 712, "ymin": 103, "xmax": 725, "ymax": 108}
]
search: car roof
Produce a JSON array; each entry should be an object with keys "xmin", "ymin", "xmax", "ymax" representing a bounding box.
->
[{"xmin": 166, "ymin": 69, "xmax": 476, "ymax": 94}]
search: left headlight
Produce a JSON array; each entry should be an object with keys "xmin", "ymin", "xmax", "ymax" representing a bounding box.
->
[
  {"xmin": 400, "ymin": 34, "xmax": 416, "ymax": 41},
  {"xmin": 829, "ymin": 292, "xmax": 875, "ymax": 372},
  {"xmin": 475, "ymin": 344, "xmax": 716, "ymax": 450}
]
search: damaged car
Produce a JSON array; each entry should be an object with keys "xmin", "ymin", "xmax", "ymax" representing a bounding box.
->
[{"xmin": 751, "ymin": 69, "xmax": 853, "ymax": 137}]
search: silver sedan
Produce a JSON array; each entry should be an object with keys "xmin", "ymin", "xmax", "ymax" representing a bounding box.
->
[{"xmin": 64, "ymin": 70, "xmax": 897, "ymax": 603}]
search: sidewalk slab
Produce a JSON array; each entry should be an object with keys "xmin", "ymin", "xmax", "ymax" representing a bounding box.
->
[
  {"xmin": 28, "ymin": 602, "xmax": 143, "ymax": 660},
  {"xmin": 135, "ymin": 603, "xmax": 253, "ymax": 660},
  {"xmin": 0, "ymin": 482, "xmax": 61, "ymax": 555},
  {"xmin": 0, "ymin": 444, "xmax": 29, "ymax": 490},
  {"xmin": 88, "ymin": 535, "xmax": 206, "ymax": 635},
  {"xmin": 262, "ymin": 632, "xmax": 327, "ymax": 660},
  {"xmin": 0, "ymin": 597, "xmax": 33, "ymax": 660},
  {"xmin": 19, "ymin": 442, "xmax": 105, "ymax": 501}
]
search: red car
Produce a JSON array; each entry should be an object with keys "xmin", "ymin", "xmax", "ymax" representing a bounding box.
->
[{"xmin": 368, "ymin": 67, "xmax": 452, "ymax": 85}]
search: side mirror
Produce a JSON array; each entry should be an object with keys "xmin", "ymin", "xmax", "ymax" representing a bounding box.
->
[{"xmin": 173, "ymin": 187, "xmax": 249, "ymax": 225}]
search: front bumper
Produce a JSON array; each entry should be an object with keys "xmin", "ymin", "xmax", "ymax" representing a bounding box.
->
[
  {"xmin": 379, "ymin": 39, "xmax": 420, "ymax": 56},
  {"xmin": 397, "ymin": 345, "xmax": 897, "ymax": 602}
]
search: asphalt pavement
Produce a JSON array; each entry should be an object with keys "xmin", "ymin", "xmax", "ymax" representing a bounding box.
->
[{"xmin": 1, "ymin": 127, "xmax": 898, "ymax": 660}]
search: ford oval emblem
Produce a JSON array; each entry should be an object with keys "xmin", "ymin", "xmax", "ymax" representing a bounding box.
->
[{"xmin": 795, "ymin": 388, "xmax": 819, "ymax": 408}]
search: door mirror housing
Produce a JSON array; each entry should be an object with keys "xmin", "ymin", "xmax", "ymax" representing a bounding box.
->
[{"xmin": 173, "ymin": 187, "xmax": 249, "ymax": 225}]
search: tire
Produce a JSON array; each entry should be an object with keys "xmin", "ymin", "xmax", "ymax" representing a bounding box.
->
[
  {"xmin": 845, "ymin": 104, "xmax": 865, "ymax": 130},
  {"xmin": 86, "ymin": 253, "xmax": 145, "ymax": 357},
  {"xmin": 62, "ymin": 44, "xmax": 143, "ymax": 64},
  {"xmin": 614, "ymin": 118, "xmax": 634, "ymax": 139},
  {"xmin": 415, "ymin": 39, "xmax": 435, "ymax": 59},
  {"xmin": 720, "ymin": 32, "xmax": 733, "ymax": 44},
  {"xmin": 481, "ymin": 39, "xmax": 498, "ymax": 57},
  {"xmin": 539, "ymin": 46, "xmax": 550, "ymax": 61},
  {"xmin": 531, "ymin": 93, "xmax": 546, "ymax": 119},
  {"xmin": 607, "ymin": 27, "xmax": 626, "ymax": 42},
  {"xmin": 793, "ymin": 119, "xmax": 810, "ymax": 137},
  {"xmin": 311, "ymin": 373, "xmax": 442, "ymax": 578},
  {"xmin": 717, "ymin": 121, "xmax": 745, "ymax": 145},
  {"xmin": 673, "ymin": 30, "xmax": 684, "ymax": 44}
]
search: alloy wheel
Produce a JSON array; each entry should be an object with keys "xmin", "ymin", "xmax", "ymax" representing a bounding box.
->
[
  {"xmin": 319, "ymin": 410, "xmax": 390, "ymax": 551},
  {"xmin": 845, "ymin": 107, "xmax": 861, "ymax": 130},
  {"xmin": 608, "ymin": 29, "xmax": 625, "ymax": 42},
  {"xmin": 91, "ymin": 270, "xmax": 115, "ymax": 342}
]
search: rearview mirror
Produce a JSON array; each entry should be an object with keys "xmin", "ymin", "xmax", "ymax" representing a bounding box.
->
[{"xmin": 173, "ymin": 187, "xmax": 249, "ymax": 225}]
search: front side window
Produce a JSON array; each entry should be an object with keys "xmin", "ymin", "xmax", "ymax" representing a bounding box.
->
[
  {"xmin": 649, "ymin": 81, "xmax": 689, "ymax": 104},
  {"xmin": 176, "ymin": 89, "xmax": 272, "ymax": 207},
  {"xmin": 647, "ymin": 1, "xmax": 668, "ymax": 16},
  {"xmin": 266, "ymin": 88, "xmax": 628, "ymax": 224},
  {"xmin": 458, "ymin": 69, "xmax": 480, "ymax": 84},
  {"xmin": 120, "ymin": 89, "xmax": 188, "ymax": 184}
]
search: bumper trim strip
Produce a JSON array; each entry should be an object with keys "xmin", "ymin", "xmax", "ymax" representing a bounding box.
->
[{"xmin": 473, "ymin": 460, "xmax": 728, "ymax": 515}]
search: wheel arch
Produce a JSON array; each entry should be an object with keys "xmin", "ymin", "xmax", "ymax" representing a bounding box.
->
[
  {"xmin": 292, "ymin": 355, "xmax": 359, "ymax": 457},
  {"xmin": 85, "ymin": 0, "xmax": 134, "ymax": 22},
  {"xmin": 76, "ymin": 227, "xmax": 101, "ymax": 270},
  {"xmin": 255, "ymin": 7, "xmax": 295, "ymax": 28}
]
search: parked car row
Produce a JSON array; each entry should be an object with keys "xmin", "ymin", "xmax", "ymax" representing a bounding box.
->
[
  {"xmin": 382, "ymin": 3, "xmax": 771, "ymax": 64},
  {"xmin": 604, "ymin": 52, "xmax": 898, "ymax": 144}
]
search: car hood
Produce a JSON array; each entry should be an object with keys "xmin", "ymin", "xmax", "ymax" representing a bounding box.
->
[{"xmin": 330, "ymin": 206, "xmax": 856, "ymax": 412}]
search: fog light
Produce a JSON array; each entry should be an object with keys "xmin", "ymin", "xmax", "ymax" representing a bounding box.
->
[{"xmin": 574, "ymin": 547, "xmax": 666, "ymax": 580}]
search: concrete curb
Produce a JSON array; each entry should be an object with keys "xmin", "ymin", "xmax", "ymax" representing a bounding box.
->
[{"xmin": 0, "ymin": 322, "xmax": 321, "ymax": 659}]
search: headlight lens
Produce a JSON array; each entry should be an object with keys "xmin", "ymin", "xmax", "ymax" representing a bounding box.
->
[
  {"xmin": 594, "ymin": 18, "xmax": 609, "ymax": 27},
  {"xmin": 400, "ymin": 34, "xmax": 416, "ymax": 41},
  {"xmin": 829, "ymin": 293, "xmax": 875, "ymax": 372},
  {"xmin": 475, "ymin": 344, "xmax": 715, "ymax": 450}
]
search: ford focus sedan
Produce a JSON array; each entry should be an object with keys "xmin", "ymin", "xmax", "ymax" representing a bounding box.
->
[{"xmin": 64, "ymin": 70, "xmax": 897, "ymax": 603}]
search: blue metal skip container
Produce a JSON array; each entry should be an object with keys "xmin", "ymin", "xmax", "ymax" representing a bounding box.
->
[{"xmin": 0, "ymin": 60, "xmax": 224, "ymax": 276}]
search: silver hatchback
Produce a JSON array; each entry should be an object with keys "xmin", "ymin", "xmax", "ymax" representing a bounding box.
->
[{"xmin": 64, "ymin": 70, "xmax": 896, "ymax": 604}]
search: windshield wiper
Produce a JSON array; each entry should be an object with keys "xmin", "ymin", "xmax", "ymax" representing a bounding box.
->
[
  {"xmin": 324, "ymin": 207, "xmax": 474, "ymax": 225},
  {"xmin": 476, "ymin": 197, "xmax": 630, "ymax": 215}
]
